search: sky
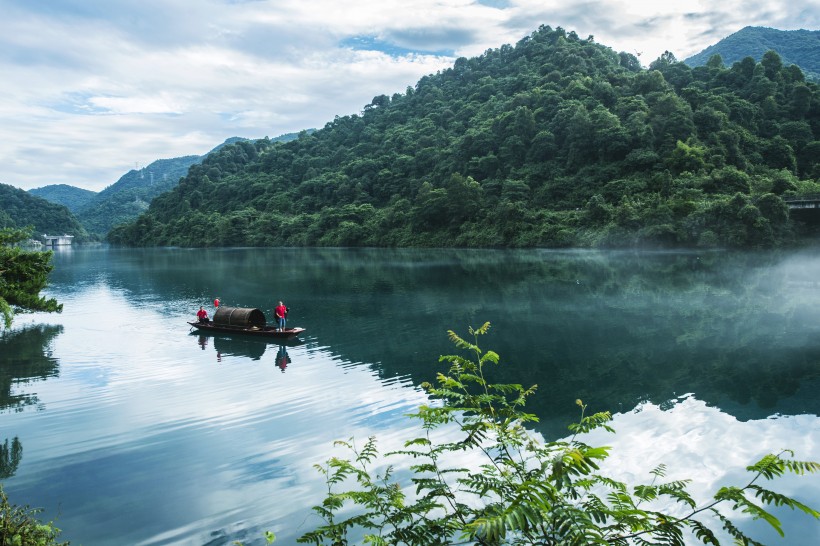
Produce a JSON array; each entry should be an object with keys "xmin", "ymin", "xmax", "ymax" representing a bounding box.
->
[{"xmin": 1, "ymin": 0, "xmax": 818, "ymax": 192}]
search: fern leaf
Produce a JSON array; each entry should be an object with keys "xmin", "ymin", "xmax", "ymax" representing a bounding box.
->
[
  {"xmin": 689, "ymin": 520, "xmax": 720, "ymax": 545},
  {"xmin": 470, "ymin": 322, "xmax": 491, "ymax": 336},
  {"xmin": 750, "ymin": 485, "xmax": 820, "ymax": 518}
]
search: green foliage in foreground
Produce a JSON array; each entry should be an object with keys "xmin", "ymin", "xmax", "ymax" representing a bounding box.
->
[
  {"xmin": 299, "ymin": 323, "xmax": 819, "ymax": 545},
  {"xmin": 0, "ymin": 228, "xmax": 62, "ymax": 329},
  {"xmin": 0, "ymin": 486, "xmax": 68, "ymax": 546}
]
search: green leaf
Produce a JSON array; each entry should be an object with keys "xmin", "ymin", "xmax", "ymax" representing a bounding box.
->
[
  {"xmin": 297, "ymin": 322, "xmax": 820, "ymax": 546},
  {"xmin": 750, "ymin": 485, "xmax": 820, "ymax": 518}
]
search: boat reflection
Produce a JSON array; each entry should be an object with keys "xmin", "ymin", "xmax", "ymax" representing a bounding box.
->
[
  {"xmin": 191, "ymin": 332, "xmax": 301, "ymax": 368},
  {"xmin": 215, "ymin": 335, "xmax": 267, "ymax": 361}
]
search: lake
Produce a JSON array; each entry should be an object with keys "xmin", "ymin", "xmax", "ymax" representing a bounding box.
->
[{"xmin": 1, "ymin": 246, "xmax": 818, "ymax": 545}]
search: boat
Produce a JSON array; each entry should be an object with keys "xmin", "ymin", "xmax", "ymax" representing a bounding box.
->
[
  {"xmin": 188, "ymin": 321, "xmax": 305, "ymax": 339},
  {"xmin": 188, "ymin": 306, "xmax": 305, "ymax": 340}
]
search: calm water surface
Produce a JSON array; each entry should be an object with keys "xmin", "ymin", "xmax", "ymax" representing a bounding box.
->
[{"xmin": 1, "ymin": 247, "xmax": 818, "ymax": 545}]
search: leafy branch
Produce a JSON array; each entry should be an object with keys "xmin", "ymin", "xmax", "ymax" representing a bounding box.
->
[
  {"xmin": 0, "ymin": 485, "xmax": 68, "ymax": 546},
  {"xmin": 299, "ymin": 323, "xmax": 818, "ymax": 545}
]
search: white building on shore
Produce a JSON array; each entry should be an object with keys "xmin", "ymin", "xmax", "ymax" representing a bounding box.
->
[{"xmin": 42, "ymin": 234, "xmax": 74, "ymax": 246}]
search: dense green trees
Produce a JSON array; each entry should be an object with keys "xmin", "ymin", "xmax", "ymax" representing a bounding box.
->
[
  {"xmin": 0, "ymin": 228, "xmax": 62, "ymax": 329},
  {"xmin": 0, "ymin": 486, "xmax": 67, "ymax": 546},
  {"xmin": 74, "ymin": 155, "xmax": 202, "ymax": 237},
  {"xmin": 0, "ymin": 184, "xmax": 89, "ymax": 242},
  {"xmin": 28, "ymin": 184, "xmax": 97, "ymax": 214},
  {"xmin": 109, "ymin": 25, "xmax": 820, "ymax": 249}
]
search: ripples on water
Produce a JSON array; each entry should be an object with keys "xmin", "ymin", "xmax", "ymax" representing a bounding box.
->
[
  {"xmin": 4, "ymin": 292, "xmax": 428, "ymax": 545},
  {"xmin": 0, "ymin": 247, "xmax": 818, "ymax": 545}
]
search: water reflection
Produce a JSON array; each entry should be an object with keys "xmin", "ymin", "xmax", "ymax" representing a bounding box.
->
[
  {"xmin": 0, "ymin": 436, "xmax": 22, "ymax": 479},
  {"xmin": 585, "ymin": 396, "xmax": 819, "ymax": 546},
  {"xmin": 3, "ymin": 247, "xmax": 818, "ymax": 546},
  {"xmin": 45, "ymin": 248, "xmax": 820, "ymax": 434},
  {"xmin": 275, "ymin": 345, "xmax": 291, "ymax": 372},
  {"xmin": 213, "ymin": 336, "xmax": 267, "ymax": 361},
  {"xmin": 191, "ymin": 331, "xmax": 301, "ymax": 369},
  {"xmin": 0, "ymin": 324, "xmax": 64, "ymax": 413}
]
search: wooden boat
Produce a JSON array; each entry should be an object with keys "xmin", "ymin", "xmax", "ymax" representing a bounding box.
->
[
  {"xmin": 188, "ymin": 305, "xmax": 305, "ymax": 340},
  {"xmin": 188, "ymin": 320, "xmax": 305, "ymax": 339}
]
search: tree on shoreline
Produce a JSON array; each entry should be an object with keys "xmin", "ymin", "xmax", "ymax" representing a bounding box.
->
[
  {"xmin": 0, "ymin": 227, "xmax": 62, "ymax": 329},
  {"xmin": 0, "ymin": 227, "xmax": 66, "ymax": 544}
]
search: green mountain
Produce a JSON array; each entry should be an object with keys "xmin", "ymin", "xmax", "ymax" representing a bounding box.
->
[
  {"xmin": 0, "ymin": 183, "xmax": 89, "ymax": 241},
  {"xmin": 76, "ymin": 153, "xmax": 205, "ymax": 237},
  {"xmin": 28, "ymin": 184, "xmax": 97, "ymax": 214},
  {"xmin": 109, "ymin": 25, "xmax": 820, "ymax": 250},
  {"xmin": 684, "ymin": 26, "xmax": 820, "ymax": 82},
  {"xmin": 77, "ymin": 134, "xmax": 306, "ymax": 237}
]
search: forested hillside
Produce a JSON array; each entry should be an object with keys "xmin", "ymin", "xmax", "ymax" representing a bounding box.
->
[
  {"xmin": 76, "ymin": 154, "xmax": 204, "ymax": 237},
  {"xmin": 28, "ymin": 184, "xmax": 97, "ymax": 214},
  {"xmin": 685, "ymin": 27, "xmax": 820, "ymax": 82},
  {"xmin": 0, "ymin": 183, "xmax": 89, "ymax": 241},
  {"xmin": 109, "ymin": 25, "xmax": 820, "ymax": 249},
  {"xmin": 73, "ymin": 135, "xmax": 305, "ymax": 237}
]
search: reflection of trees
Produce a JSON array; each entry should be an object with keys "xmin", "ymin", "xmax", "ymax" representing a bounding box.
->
[
  {"xmin": 505, "ymin": 251, "xmax": 820, "ymax": 427},
  {"xmin": 0, "ymin": 324, "xmax": 63, "ymax": 412},
  {"xmin": 56, "ymin": 248, "xmax": 820, "ymax": 435},
  {"xmin": 260, "ymin": 249, "xmax": 820, "ymax": 433},
  {"xmin": 0, "ymin": 437, "xmax": 22, "ymax": 479}
]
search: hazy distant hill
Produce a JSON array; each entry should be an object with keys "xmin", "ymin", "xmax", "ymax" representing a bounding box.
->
[
  {"xmin": 684, "ymin": 26, "xmax": 820, "ymax": 81},
  {"xmin": 76, "ymin": 153, "xmax": 206, "ymax": 236},
  {"xmin": 76, "ymin": 134, "xmax": 305, "ymax": 237},
  {"xmin": 29, "ymin": 184, "xmax": 97, "ymax": 213},
  {"xmin": 0, "ymin": 183, "xmax": 89, "ymax": 240}
]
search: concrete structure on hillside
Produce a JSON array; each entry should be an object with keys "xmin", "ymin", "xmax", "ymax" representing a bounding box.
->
[{"xmin": 42, "ymin": 234, "xmax": 74, "ymax": 246}]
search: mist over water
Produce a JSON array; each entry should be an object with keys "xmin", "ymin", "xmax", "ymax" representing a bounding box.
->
[{"xmin": 1, "ymin": 246, "xmax": 818, "ymax": 545}]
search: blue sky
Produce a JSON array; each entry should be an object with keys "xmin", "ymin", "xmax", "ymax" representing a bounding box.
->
[{"xmin": 1, "ymin": 0, "xmax": 817, "ymax": 191}]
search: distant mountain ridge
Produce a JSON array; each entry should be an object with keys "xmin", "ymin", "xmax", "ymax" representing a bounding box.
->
[
  {"xmin": 30, "ymin": 133, "xmax": 306, "ymax": 237},
  {"xmin": 74, "ymin": 136, "xmax": 253, "ymax": 236},
  {"xmin": 684, "ymin": 26, "xmax": 820, "ymax": 81},
  {"xmin": 28, "ymin": 184, "xmax": 97, "ymax": 213},
  {"xmin": 75, "ymin": 152, "xmax": 211, "ymax": 236}
]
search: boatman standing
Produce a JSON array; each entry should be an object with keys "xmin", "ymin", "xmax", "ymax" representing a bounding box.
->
[
  {"xmin": 214, "ymin": 296, "xmax": 220, "ymax": 310},
  {"xmin": 274, "ymin": 301, "xmax": 288, "ymax": 331}
]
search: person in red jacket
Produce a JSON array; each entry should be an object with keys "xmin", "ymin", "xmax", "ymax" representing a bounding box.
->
[
  {"xmin": 196, "ymin": 306, "xmax": 209, "ymax": 324},
  {"xmin": 274, "ymin": 301, "xmax": 288, "ymax": 331}
]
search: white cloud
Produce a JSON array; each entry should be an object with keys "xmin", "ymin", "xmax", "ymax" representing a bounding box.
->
[
  {"xmin": 0, "ymin": 0, "xmax": 816, "ymax": 191},
  {"xmin": 582, "ymin": 396, "xmax": 820, "ymax": 544}
]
